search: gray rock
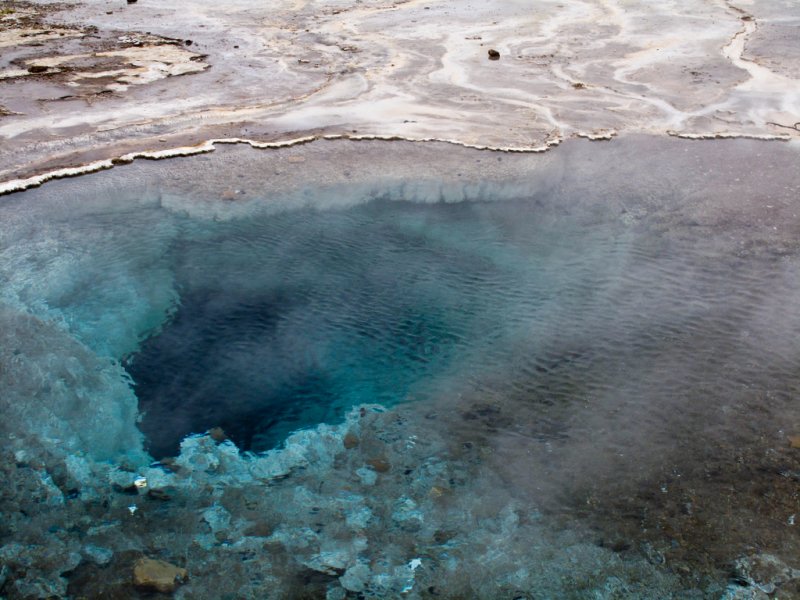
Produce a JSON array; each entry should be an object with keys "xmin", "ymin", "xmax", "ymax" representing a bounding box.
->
[
  {"xmin": 733, "ymin": 554, "xmax": 800, "ymax": 594},
  {"xmin": 82, "ymin": 544, "xmax": 113, "ymax": 566},
  {"xmin": 340, "ymin": 563, "xmax": 370, "ymax": 593}
]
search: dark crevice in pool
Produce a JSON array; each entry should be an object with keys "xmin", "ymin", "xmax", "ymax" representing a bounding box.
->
[
  {"xmin": 127, "ymin": 288, "xmax": 312, "ymax": 456},
  {"xmin": 126, "ymin": 195, "xmax": 773, "ymax": 462},
  {"xmin": 128, "ymin": 281, "xmax": 463, "ymax": 457},
  {"xmin": 126, "ymin": 201, "xmax": 514, "ymax": 458}
]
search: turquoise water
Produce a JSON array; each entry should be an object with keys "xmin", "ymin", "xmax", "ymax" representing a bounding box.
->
[
  {"xmin": 127, "ymin": 199, "xmax": 631, "ymax": 456},
  {"xmin": 2, "ymin": 139, "xmax": 800, "ymax": 598}
]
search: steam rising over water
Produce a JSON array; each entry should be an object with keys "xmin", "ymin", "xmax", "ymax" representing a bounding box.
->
[
  {"xmin": 129, "ymin": 199, "xmax": 643, "ymax": 456},
  {"xmin": 1, "ymin": 138, "xmax": 799, "ymax": 598}
]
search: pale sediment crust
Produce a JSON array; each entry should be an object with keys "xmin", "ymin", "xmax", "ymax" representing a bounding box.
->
[
  {"xmin": 666, "ymin": 130, "xmax": 791, "ymax": 141},
  {"xmin": 1, "ymin": 0, "xmax": 798, "ymax": 195},
  {"xmin": 1, "ymin": 128, "xmax": 795, "ymax": 197},
  {"xmin": 0, "ymin": 133, "xmax": 566, "ymax": 196}
]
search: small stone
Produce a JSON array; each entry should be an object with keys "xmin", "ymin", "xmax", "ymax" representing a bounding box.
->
[
  {"xmin": 83, "ymin": 544, "xmax": 113, "ymax": 566},
  {"xmin": 733, "ymin": 553, "xmax": 799, "ymax": 593},
  {"xmin": 433, "ymin": 529, "xmax": 455, "ymax": 544},
  {"xmin": 287, "ymin": 156, "xmax": 306, "ymax": 164},
  {"xmin": 788, "ymin": 435, "xmax": 800, "ymax": 449},
  {"xmin": 157, "ymin": 457, "xmax": 181, "ymax": 473},
  {"xmin": 340, "ymin": 563, "xmax": 370, "ymax": 593},
  {"xmin": 572, "ymin": 81, "xmax": 586, "ymax": 89},
  {"xmin": 133, "ymin": 558, "xmax": 187, "ymax": 593},
  {"xmin": 221, "ymin": 189, "xmax": 236, "ymax": 201},
  {"xmin": 208, "ymin": 426, "xmax": 227, "ymax": 443},
  {"xmin": 327, "ymin": 586, "xmax": 347, "ymax": 600},
  {"xmin": 184, "ymin": 39, "xmax": 193, "ymax": 46},
  {"xmin": 429, "ymin": 485, "xmax": 447, "ymax": 499},
  {"xmin": 202, "ymin": 505, "xmax": 231, "ymax": 534},
  {"xmin": 113, "ymin": 482, "xmax": 139, "ymax": 495},
  {"xmin": 27, "ymin": 65, "xmax": 48, "ymax": 74},
  {"xmin": 244, "ymin": 521, "xmax": 272, "ymax": 537},
  {"xmin": 343, "ymin": 432, "xmax": 359, "ymax": 449},
  {"xmin": 127, "ymin": 0, "xmax": 137, "ymax": 4},
  {"xmin": 355, "ymin": 467, "xmax": 377, "ymax": 486},
  {"xmin": 487, "ymin": 49, "xmax": 500, "ymax": 60},
  {"xmin": 147, "ymin": 488, "xmax": 173, "ymax": 501},
  {"xmin": 366, "ymin": 457, "xmax": 391, "ymax": 473}
]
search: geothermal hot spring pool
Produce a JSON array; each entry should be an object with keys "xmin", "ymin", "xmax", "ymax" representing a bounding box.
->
[{"xmin": 1, "ymin": 137, "xmax": 800, "ymax": 599}]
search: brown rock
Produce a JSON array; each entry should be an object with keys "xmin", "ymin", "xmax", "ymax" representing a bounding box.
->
[
  {"xmin": 343, "ymin": 432, "xmax": 359, "ymax": 449},
  {"xmin": 157, "ymin": 457, "xmax": 182, "ymax": 473},
  {"xmin": 789, "ymin": 435, "xmax": 800, "ymax": 449},
  {"xmin": 208, "ymin": 426, "xmax": 227, "ymax": 443},
  {"xmin": 487, "ymin": 49, "xmax": 500, "ymax": 60},
  {"xmin": 221, "ymin": 189, "xmax": 236, "ymax": 201},
  {"xmin": 147, "ymin": 488, "xmax": 172, "ymax": 501},
  {"xmin": 244, "ymin": 521, "xmax": 272, "ymax": 537},
  {"xmin": 366, "ymin": 457, "xmax": 391, "ymax": 473},
  {"xmin": 27, "ymin": 65, "xmax": 48, "ymax": 74},
  {"xmin": 429, "ymin": 485, "xmax": 448, "ymax": 499},
  {"xmin": 133, "ymin": 558, "xmax": 187, "ymax": 593}
]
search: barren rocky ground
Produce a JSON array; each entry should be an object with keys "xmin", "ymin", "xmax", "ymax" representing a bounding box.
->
[{"xmin": 0, "ymin": 0, "xmax": 798, "ymax": 192}]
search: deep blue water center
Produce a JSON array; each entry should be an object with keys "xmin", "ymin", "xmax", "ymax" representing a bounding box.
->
[
  {"xmin": 125, "ymin": 184, "xmax": 794, "ymax": 459},
  {"xmin": 130, "ymin": 199, "xmax": 579, "ymax": 456}
]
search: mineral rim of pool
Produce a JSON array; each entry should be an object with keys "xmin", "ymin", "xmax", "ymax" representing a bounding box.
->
[{"xmin": 1, "ymin": 137, "xmax": 799, "ymax": 598}]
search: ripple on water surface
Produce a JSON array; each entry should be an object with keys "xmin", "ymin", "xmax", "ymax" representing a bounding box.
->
[{"xmin": 1, "ymin": 138, "xmax": 800, "ymax": 598}]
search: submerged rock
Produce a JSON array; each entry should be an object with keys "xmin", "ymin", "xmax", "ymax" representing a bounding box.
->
[
  {"xmin": 82, "ymin": 544, "xmax": 113, "ymax": 566},
  {"xmin": 732, "ymin": 554, "xmax": 800, "ymax": 595},
  {"xmin": 340, "ymin": 562, "xmax": 371, "ymax": 592},
  {"xmin": 343, "ymin": 432, "xmax": 359, "ymax": 449},
  {"xmin": 133, "ymin": 558, "xmax": 188, "ymax": 593},
  {"xmin": 208, "ymin": 426, "xmax": 228, "ymax": 443},
  {"xmin": 366, "ymin": 457, "xmax": 391, "ymax": 473}
]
